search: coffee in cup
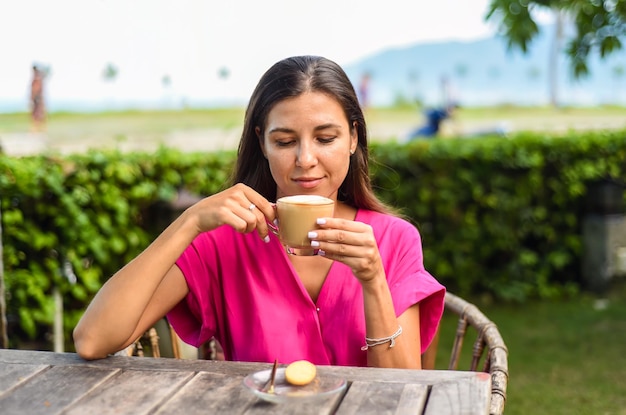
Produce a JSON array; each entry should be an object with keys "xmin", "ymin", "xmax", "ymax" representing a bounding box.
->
[{"xmin": 276, "ymin": 195, "xmax": 335, "ymax": 256}]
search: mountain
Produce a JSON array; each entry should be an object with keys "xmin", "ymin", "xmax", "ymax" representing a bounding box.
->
[{"xmin": 343, "ymin": 25, "xmax": 626, "ymax": 107}]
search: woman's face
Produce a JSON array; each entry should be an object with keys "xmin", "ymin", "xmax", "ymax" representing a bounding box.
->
[{"xmin": 258, "ymin": 91, "xmax": 357, "ymax": 201}]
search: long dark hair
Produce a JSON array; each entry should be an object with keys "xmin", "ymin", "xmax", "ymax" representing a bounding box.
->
[{"xmin": 231, "ymin": 55, "xmax": 392, "ymax": 214}]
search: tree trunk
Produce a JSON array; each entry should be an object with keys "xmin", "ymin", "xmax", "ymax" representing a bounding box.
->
[{"xmin": 549, "ymin": 11, "xmax": 564, "ymax": 107}]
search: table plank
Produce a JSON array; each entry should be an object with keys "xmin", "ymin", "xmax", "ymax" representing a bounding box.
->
[
  {"xmin": 336, "ymin": 380, "xmax": 429, "ymax": 415},
  {"xmin": 0, "ymin": 365, "xmax": 119, "ymax": 415},
  {"xmin": 64, "ymin": 368, "xmax": 194, "ymax": 415},
  {"xmin": 396, "ymin": 383, "xmax": 431, "ymax": 414},
  {"xmin": 154, "ymin": 372, "xmax": 254, "ymax": 414},
  {"xmin": 244, "ymin": 390, "xmax": 344, "ymax": 415},
  {"xmin": 0, "ymin": 363, "xmax": 48, "ymax": 395},
  {"xmin": 424, "ymin": 372, "xmax": 491, "ymax": 415}
]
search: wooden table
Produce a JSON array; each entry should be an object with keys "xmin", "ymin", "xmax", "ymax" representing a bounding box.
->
[{"xmin": 0, "ymin": 349, "xmax": 491, "ymax": 414}]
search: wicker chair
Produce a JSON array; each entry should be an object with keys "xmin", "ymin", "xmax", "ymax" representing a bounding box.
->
[
  {"xmin": 422, "ymin": 292, "xmax": 509, "ymax": 415},
  {"xmin": 122, "ymin": 318, "xmax": 193, "ymax": 359}
]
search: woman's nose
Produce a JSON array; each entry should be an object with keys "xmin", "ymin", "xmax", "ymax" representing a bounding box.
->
[{"xmin": 296, "ymin": 143, "xmax": 317, "ymax": 167}]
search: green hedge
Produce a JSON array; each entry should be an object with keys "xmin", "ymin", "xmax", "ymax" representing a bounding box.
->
[
  {"xmin": 0, "ymin": 147, "xmax": 235, "ymax": 346},
  {"xmin": 371, "ymin": 129, "xmax": 626, "ymax": 301},
  {"xmin": 1, "ymin": 129, "xmax": 625, "ymax": 348}
]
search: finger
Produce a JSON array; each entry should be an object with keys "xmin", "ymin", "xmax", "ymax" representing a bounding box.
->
[
  {"xmin": 247, "ymin": 198, "xmax": 276, "ymax": 225},
  {"xmin": 230, "ymin": 204, "xmax": 259, "ymax": 234},
  {"xmin": 309, "ymin": 228, "xmax": 364, "ymax": 247},
  {"xmin": 226, "ymin": 184, "xmax": 273, "ymax": 240},
  {"xmin": 245, "ymin": 202, "xmax": 272, "ymax": 242},
  {"xmin": 238, "ymin": 192, "xmax": 275, "ymax": 241},
  {"xmin": 309, "ymin": 226, "xmax": 377, "ymax": 261},
  {"xmin": 316, "ymin": 241, "xmax": 382, "ymax": 280},
  {"xmin": 312, "ymin": 240, "xmax": 362, "ymax": 259},
  {"xmin": 231, "ymin": 183, "xmax": 273, "ymax": 217},
  {"xmin": 314, "ymin": 217, "xmax": 364, "ymax": 232}
]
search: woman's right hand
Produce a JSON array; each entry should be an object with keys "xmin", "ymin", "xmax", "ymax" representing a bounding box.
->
[{"xmin": 187, "ymin": 183, "xmax": 276, "ymax": 242}]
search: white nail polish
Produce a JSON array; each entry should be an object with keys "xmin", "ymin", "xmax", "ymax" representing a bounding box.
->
[
  {"xmin": 316, "ymin": 218, "xmax": 326, "ymax": 225},
  {"xmin": 311, "ymin": 240, "xmax": 320, "ymax": 247},
  {"xmin": 263, "ymin": 235, "xmax": 270, "ymax": 243},
  {"xmin": 308, "ymin": 231, "xmax": 317, "ymax": 239}
]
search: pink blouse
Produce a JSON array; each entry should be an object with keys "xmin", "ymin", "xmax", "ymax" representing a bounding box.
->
[{"xmin": 167, "ymin": 209, "xmax": 445, "ymax": 366}]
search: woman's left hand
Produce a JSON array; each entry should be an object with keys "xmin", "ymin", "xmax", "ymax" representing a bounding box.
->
[{"xmin": 309, "ymin": 217, "xmax": 384, "ymax": 283}]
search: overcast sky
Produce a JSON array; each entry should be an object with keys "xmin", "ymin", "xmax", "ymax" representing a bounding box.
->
[{"xmin": 1, "ymin": 0, "xmax": 507, "ymax": 109}]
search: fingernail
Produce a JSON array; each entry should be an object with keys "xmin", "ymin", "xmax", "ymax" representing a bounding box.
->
[
  {"xmin": 311, "ymin": 240, "xmax": 320, "ymax": 247},
  {"xmin": 318, "ymin": 249, "xmax": 326, "ymax": 256},
  {"xmin": 263, "ymin": 235, "xmax": 270, "ymax": 243},
  {"xmin": 273, "ymin": 219, "xmax": 279, "ymax": 227},
  {"xmin": 308, "ymin": 231, "xmax": 318, "ymax": 239},
  {"xmin": 316, "ymin": 218, "xmax": 326, "ymax": 225}
]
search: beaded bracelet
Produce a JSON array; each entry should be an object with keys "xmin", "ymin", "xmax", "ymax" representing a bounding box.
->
[{"xmin": 360, "ymin": 325, "xmax": 403, "ymax": 351}]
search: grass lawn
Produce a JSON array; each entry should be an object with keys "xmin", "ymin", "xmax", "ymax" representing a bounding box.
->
[
  {"xmin": 1, "ymin": 106, "xmax": 625, "ymax": 154},
  {"xmin": 435, "ymin": 282, "xmax": 626, "ymax": 415}
]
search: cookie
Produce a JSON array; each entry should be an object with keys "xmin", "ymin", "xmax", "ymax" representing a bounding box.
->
[{"xmin": 284, "ymin": 360, "xmax": 317, "ymax": 386}]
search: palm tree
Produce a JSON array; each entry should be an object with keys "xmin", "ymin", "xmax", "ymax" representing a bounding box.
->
[
  {"xmin": 101, "ymin": 63, "xmax": 119, "ymax": 108},
  {"xmin": 162, "ymin": 74, "xmax": 172, "ymax": 108},
  {"xmin": 612, "ymin": 64, "xmax": 625, "ymax": 104},
  {"xmin": 102, "ymin": 63, "xmax": 118, "ymax": 83},
  {"xmin": 218, "ymin": 67, "xmax": 230, "ymax": 80},
  {"xmin": 548, "ymin": 11, "xmax": 564, "ymax": 107},
  {"xmin": 452, "ymin": 63, "xmax": 469, "ymax": 104},
  {"xmin": 527, "ymin": 65, "xmax": 541, "ymax": 81},
  {"xmin": 408, "ymin": 69, "xmax": 421, "ymax": 105}
]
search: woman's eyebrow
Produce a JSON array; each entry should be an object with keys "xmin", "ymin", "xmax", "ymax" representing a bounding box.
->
[
  {"xmin": 314, "ymin": 123, "xmax": 342, "ymax": 131},
  {"xmin": 267, "ymin": 123, "xmax": 343, "ymax": 135},
  {"xmin": 267, "ymin": 127, "xmax": 295, "ymax": 134}
]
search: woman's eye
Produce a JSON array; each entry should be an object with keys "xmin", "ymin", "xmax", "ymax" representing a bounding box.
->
[
  {"xmin": 276, "ymin": 140, "xmax": 295, "ymax": 147},
  {"xmin": 318, "ymin": 137, "xmax": 336, "ymax": 144}
]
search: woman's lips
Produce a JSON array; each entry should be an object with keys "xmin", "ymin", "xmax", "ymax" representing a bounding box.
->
[{"xmin": 293, "ymin": 178, "xmax": 322, "ymax": 189}]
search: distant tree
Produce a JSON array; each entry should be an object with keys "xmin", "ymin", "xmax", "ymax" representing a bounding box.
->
[
  {"xmin": 527, "ymin": 65, "xmax": 542, "ymax": 80},
  {"xmin": 162, "ymin": 74, "xmax": 171, "ymax": 88},
  {"xmin": 408, "ymin": 69, "xmax": 421, "ymax": 104},
  {"xmin": 612, "ymin": 64, "xmax": 625, "ymax": 81},
  {"xmin": 102, "ymin": 63, "xmax": 118, "ymax": 83},
  {"xmin": 486, "ymin": 0, "xmax": 626, "ymax": 78},
  {"xmin": 454, "ymin": 63, "xmax": 469, "ymax": 80},
  {"xmin": 488, "ymin": 66, "xmax": 501, "ymax": 79},
  {"xmin": 218, "ymin": 67, "xmax": 230, "ymax": 80},
  {"xmin": 392, "ymin": 92, "xmax": 417, "ymax": 108},
  {"xmin": 101, "ymin": 63, "xmax": 119, "ymax": 107},
  {"xmin": 162, "ymin": 75, "xmax": 173, "ymax": 108},
  {"xmin": 611, "ymin": 64, "xmax": 625, "ymax": 103},
  {"xmin": 451, "ymin": 64, "xmax": 469, "ymax": 104}
]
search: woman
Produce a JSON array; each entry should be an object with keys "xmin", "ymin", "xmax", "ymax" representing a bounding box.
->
[{"xmin": 73, "ymin": 56, "xmax": 445, "ymax": 368}]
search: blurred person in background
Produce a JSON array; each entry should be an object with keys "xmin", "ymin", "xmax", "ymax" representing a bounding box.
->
[
  {"xmin": 30, "ymin": 64, "xmax": 47, "ymax": 132},
  {"xmin": 358, "ymin": 72, "xmax": 371, "ymax": 109},
  {"xmin": 408, "ymin": 103, "xmax": 459, "ymax": 140}
]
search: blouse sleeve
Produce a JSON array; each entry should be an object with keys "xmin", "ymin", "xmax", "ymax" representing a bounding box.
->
[
  {"xmin": 166, "ymin": 233, "xmax": 220, "ymax": 348},
  {"xmin": 377, "ymin": 215, "xmax": 446, "ymax": 353}
]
